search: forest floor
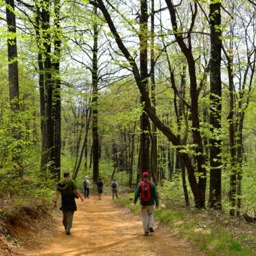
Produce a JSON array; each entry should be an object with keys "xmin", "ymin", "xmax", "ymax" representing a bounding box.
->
[{"xmin": 0, "ymin": 193, "xmax": 204, "ymax": 256}]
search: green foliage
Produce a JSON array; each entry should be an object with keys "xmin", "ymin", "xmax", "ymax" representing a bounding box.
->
[
  {"xmin": 154, "ymin": 208, "xmax": 186, "ymax": 224},
  {"xmin": 116, "ymin": 193, "xmax": 139, "ymax": 214},
  {"xmin": 115, "ymin": 192, "xmax": 256, "ymax": 255}
]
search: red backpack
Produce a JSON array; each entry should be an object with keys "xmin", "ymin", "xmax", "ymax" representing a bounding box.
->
[{"xmin": 140, "ymin": 181, "xmax": 152, "ymax": 202}]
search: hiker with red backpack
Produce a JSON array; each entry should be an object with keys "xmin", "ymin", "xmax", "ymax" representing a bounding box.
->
[{"xmin": 134, "ymin": 172, "xmax": 159, "ymax": 236}]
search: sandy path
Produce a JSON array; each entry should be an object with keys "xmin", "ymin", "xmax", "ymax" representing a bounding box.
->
[{"xmin": 26, "ymin": 194, "xmax": 203, "ymax": 256}]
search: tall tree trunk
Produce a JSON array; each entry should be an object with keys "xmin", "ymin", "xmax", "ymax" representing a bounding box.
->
[
  {"xmin": 73, "ymin": 108, "xmax": 91, "ymax": 179},
  {"xmin": 139, "ymin": 0, "xmax": 150, "ymax": 176},
  {"xmin": 52, "ymin": 0, "xmax": 62, "ymax": 179},
  {"xmin": 6, "ymin": 0, "xmax": 19, "ymax": 111},
  {"xmin": 6, "ymin": 0, "xmax": 22, "ymax": 177},
  {"xmin": 226, "ymin": 47, "xmax": 236, "ymax": 216},
  {"xmin": 150, "ymin": 0, "xmax": 158, "ymax": 185},
  {"xmin": 37, "ymin": 0, "xmax": 53, "ymax": 174},
  {"xmin": 92, "ymin": 7, "xmax": 100, "ymax": 183},
  {"xmin": 35, "ymin": 8, "xmax": 47, "ymax": 173},
  {"xmin": 35, "ymin": 0, "xmax": 61, "ymax": 178},
  {"xmin": 208, "ymin": 0, "xmax": 222, "ymax": 209},
  {"xmin": 165, "ymin": 1, "xmax": 207, "ymax": 208}
]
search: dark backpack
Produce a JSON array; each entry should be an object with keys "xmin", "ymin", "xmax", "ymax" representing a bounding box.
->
[
  {"xmin": 140, "ymin": 181, "xmax": 152, "ymax": 202},
  {"xmin": 112, "ymin": 182, "xmax": 117, "ymax": 189}
]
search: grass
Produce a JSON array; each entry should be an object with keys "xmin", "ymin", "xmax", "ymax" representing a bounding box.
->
[{"xmin": 116, "ymin": 193, "xmax": 256, "ymax": 256}]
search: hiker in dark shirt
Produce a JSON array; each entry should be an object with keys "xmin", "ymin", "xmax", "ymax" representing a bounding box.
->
[
  {"xmin": 110, "ymin": 179, "xmax": 118, "ymax": 200},
  {"xmin": 97, "ymin": 178, "xmax": 104, "ymax": 200},
  {"xmin": 53, "ymin": 172, "xmax": 84, "ymax": 235}
]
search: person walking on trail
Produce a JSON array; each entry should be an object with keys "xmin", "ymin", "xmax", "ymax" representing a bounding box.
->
[
  {"xmin": 110, "ymin": 179, "xmax": 118, "ymax": 200},
  {"xmin": 53, "ymin": 172, "xmax": 84, "ymax": 235},
  {"xmin": 97, "ymin": 178, "xmax": 104, "ymax": 200},
  {"xmin": 134, "ymin": 172, "xmax": 159, "ymax": 236},
  {"xmin": 83, "ymin": 176, "xmax": 90, "ymax": 198}
]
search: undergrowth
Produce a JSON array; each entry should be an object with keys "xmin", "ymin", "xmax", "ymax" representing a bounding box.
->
[{"xmin": 116, "ymin": 193, "xmax": 256, "ymax": 256}]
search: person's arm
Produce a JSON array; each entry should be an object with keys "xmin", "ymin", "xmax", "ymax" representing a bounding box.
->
[
  {"xmin": 134, "ymin": 183, "xmax": 141, "ymax": 205},
  {"xmin": 53, "ymin": 191, "xmax": 60, "ymax": 208},
  {"xmin": 74, "ymin": 188, "xmax": 84, "ymax": 202},
  {"xmin": 152, "ymin": 184, "xmax": 159, "ymax": 207},
  {"xmin": 72, "ymin": 180, "xmax": 84, "ymax": 202}
]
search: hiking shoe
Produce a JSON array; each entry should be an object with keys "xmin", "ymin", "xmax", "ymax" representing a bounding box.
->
[
  {"xmin": 149, "ymin": 227, "xmax": 154, "ymax": 232},
  {"xmin": 144, "ymin": 231, "xmax": 149, "ymax": 236},
  {"xmin": 66, "ymin": 232, "xmax": 71, "ymax": 235}
]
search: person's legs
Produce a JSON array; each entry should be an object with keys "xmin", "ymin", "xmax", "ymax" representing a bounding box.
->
[
  {"xmin": 147, "ymin": 206, "xmax": 154, "ymax": 232},
  {"xmin": 148, "ymin": 213, "xmax": 154, "ymax": 232},
  {"xmin": 112, "ymin": 189, "xmax": 114, "ymax": 200},
  {"xmin": 62, "ymin": 211, "xmax": 67, "ymax": 230},
  {"xmin": 87, "ymin": 188, "xmax": 90, "ymax": 198},
  {"xmin": 141, "ymin": 206, "xmax": 149, "ymax": 235},
  {"xmin": 65, "ymin": 211, "xmax": 74, "ymax": 235}
]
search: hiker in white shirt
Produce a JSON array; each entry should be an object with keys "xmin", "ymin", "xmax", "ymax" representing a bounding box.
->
[{"xmin": 83, "ymin": 176, "xmax": 90, "ymax": 198}]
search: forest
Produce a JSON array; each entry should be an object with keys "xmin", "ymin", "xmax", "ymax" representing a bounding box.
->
[{"xmin": 0, "ymin": 0, "xmax": 256, "ymax": 220}]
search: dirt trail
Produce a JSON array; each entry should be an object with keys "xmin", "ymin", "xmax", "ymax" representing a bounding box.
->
[{"xmin": 26, "ymin": 194, "xmax": 203, "ymax": 256}]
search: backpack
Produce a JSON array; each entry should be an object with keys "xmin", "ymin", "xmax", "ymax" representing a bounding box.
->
[
  {"xmin": 83, "ymin": 180, "xmax": 89, "ymax": 188},
  {"xmin": 112, "ymin": 182, "xmax": 117, "ymax": 189},
  {"xmin": 140, "ymin": 181, "xmax": 152, "ymax": 202},
  {"xmin": 58, "ymin": 181, "xmax": 78, "ymax": 198}
]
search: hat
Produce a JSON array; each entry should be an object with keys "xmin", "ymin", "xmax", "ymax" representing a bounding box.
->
[
  {"xmin": 142, "ymin": 172, "xmax": 149, "ymax": 178},
  {"xmin": 85, "ymin": 176, "xmax": 88, "ymax": 179}
]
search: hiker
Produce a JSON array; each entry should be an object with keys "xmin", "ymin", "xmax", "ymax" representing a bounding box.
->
[
  {"xmin": 83, "ymin": 176, "xmax": 90, "ymax": 198},
  {"xmin": 53, "ymin": 172, "xmax": 84, "ymax": 235},
  {"xmin": 134, "ymin": 172, "xmax": 159, "ymax": 236},
  {"xmin": 110, "ymin": 179, "xmax": 118, "ymax": 200},
  {"xmin": 97, "ymin": 178, "xmax": 104, "ymax": 200}
]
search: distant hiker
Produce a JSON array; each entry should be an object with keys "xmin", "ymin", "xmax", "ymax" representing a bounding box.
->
[
  {"xmin": 97, "ymin": 178, "xmax": 104, "ymax": 200},
  {"xmin": 110, "ymin": 179, "xmax": 118, "ymax": 200},
  {"xmin": 83, "ymin": 176, "xmax": 90, "ymax": 198},
  {"xmin": 53, "ymin": 172, "xmax": 84, "ymax": 235},
  {"xmin": 134, "ymin": 172, "xmax": 159, "ymax": 236}
]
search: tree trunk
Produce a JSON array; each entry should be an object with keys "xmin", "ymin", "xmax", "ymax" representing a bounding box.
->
[
  {"xmin": 6, "ymin": 0, "xmax": 23, "ymax": 177},
  {"xmin": 92, "ymin": 7, "xmax": 100, "ymax": 183},
  {"xmin": 208, "ymin": 1, "xmax": 222, "ymax": 210},
  {"xmin": 150, "ymin": 0, "xmax": 158, "ymax": 185},
  {"xmin": 6, "ymin": 0, "xmax": 19, "ymax": 111},
  {"xmin": 139, "ymin": 0, "xmax": 150, "ymax": 176},
  {"xmin": 51, "ymin": 0, "xmax": 62, "ymax": 179}
]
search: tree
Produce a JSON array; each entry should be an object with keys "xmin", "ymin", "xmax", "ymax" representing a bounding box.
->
[
  {"xmin": 33, "ymin": 0, "xmax": 62, "ymax": 178},
  {"xmin": 164, "ymin": 1, "xmax": 207, "ymax": 208},
  {"xmin": 138, "ymin": 0, "xmax": 151, "ymax": 180},
  {"xmin": 90, "ymin": 0, "xmax": 207, "ymax": 208},
  {"xmin": 222, "ymin": 1, "xmax": 256, "ymax": 216},
  {"xmin": 6, "ymin": 0, "xmax": 23, "ymax": 177},
  {"xmin": 208, "ymin": 0, "xmax": 222, "ymax": 210},
  {"xmin": 150, "ymin": 0, "xmax": 158, "ymax": 185},
  {"xmin": 6, "ymin": 0, "xmax": 19, "ymax": 111},
  {"xmin": 91, "ymin": 6, "xmax": 100, "ymax": 183}
]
